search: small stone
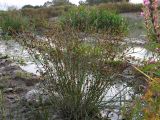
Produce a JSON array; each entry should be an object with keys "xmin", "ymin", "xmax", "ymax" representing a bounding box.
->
[
  {"xmin": 108, "ymin": 112, "xmax": 119, "ymax": 120},
  {"xmin": 25, "ymin": 89, "xmax": 40, "ymax": 103},
  {"xmin": 4, "ymin": 88, "xmax": 14, "ymax": 93}
]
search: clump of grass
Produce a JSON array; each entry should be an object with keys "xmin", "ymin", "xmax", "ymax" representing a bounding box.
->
[
  {"xmin": 17, "ymin": 20, "xmax": 127, "ymax": 119},
  {"xmin": 60, "ymin": 6, "xmax": 128, "ymax": 35}
]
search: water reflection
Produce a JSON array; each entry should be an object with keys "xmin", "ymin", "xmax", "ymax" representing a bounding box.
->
[{"xmin": 124, "ymin": 46, "xmax": 158, "ymax": 64}]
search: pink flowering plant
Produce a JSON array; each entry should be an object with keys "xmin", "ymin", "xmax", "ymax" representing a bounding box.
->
[
  {"xmin": 142, "ymin": 0, "xmax": 160, "ymax": 42},
  {"xmin": 141, "ymin": 0, "xmax": 160, "ymax": 78},
  {"xmin": 126, "ymin": 2, "xmax": 160, "ymax": 117},
  {"xmin": 137, "ymin": 1, "xmax": 160, "ymax": 119}
]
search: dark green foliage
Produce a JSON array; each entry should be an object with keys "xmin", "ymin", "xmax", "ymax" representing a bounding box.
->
[
  {"xmin": 61, "ymin": 6, "xmax": 128, "ymax": 35},
  {"xmin": 22, "ymin": 5, "xmax": 35, "ymax": 9},
  {"xmin": 22, "ymin": 5, "xmax": 41, "ymax": 9}
]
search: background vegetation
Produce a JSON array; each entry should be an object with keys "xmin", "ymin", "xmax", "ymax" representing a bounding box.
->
[{"xmin": 60, "ymin": 6, "xmax": 128, "ymax": 35}]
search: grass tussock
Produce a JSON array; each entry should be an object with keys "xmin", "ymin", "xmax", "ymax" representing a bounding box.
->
[{"xmin": 16, "ymin": 20, "xmax": 127, "ymax": 119}]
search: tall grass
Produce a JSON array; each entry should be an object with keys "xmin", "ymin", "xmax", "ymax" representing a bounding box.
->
[{"xmin": 0, "ymin": 11, "xmax": 30, "ymax": 35}]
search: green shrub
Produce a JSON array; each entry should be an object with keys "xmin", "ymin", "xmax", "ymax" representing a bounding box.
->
[
  {"xmin": 60, "ymin": 6, "xmax": 128, "ymax": 35},
  {"xmin": 0, "ymin": 11, "xmax": 30, "ymax": 34}
]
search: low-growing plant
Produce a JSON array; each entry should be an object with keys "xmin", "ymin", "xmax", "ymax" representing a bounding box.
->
[
  {"xmin": 123, "ymin": 77, "xmax": 160, "ymax": 120},
  {"xmin": 60, "ymin": 6, "xmax": 128, "ymax": 35},
  {"xmin": 142, "ymin": 78, "xmax": 160, "ymax": 119}
]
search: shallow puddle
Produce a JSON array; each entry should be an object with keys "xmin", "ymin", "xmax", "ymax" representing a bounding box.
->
[{"xmin": 0, "ymin": 40, "xmax": 40, "ymax": 75}]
